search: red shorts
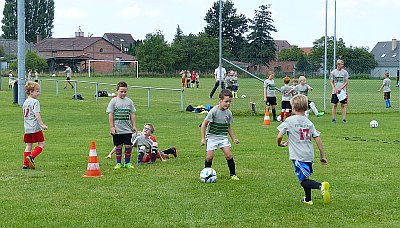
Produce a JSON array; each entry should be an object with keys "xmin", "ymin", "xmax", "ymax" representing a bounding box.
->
[
  {"xmin": 24, "ymin": 131, "xmax": 45, "ymax": 143},
  {"xmin": 181, "ymin": 78, "xmax": 185, "ymax": 83}
]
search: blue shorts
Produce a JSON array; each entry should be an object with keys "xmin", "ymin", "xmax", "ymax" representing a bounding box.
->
[{"xmin": 292, "ymin": 160, "xmax": 313, "ymax": 182}]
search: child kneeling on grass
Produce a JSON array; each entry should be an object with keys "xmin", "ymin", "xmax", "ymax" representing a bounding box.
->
[{"xmin": 276, "ymin": 94, "xmax": 331, "ymax": 205}]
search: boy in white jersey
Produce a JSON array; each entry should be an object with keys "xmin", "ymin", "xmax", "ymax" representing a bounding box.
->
[
  {"xmin": 277, "ymin": 94, "xmax": 331, "ymax": 205},
  {"xmin": 279, "ymin": 76, "xmax": 292, "ymax": 122},
  {"xmin": 264, "ymin": 71, "xmax": 278, "ymax": 121},
  {"xmin": 289, "ymin": 76, "xmax": 324, "ymax": 118},
  {"xmin": 106, "ymin": 81, "xmax": 137, "ymax": 169},
  {"xmin": 378, "ymin": 72, "xmax": 392, "ymax": 108},
  {"xmin": 23, "ymin": 82, "xmax": 48, "ymax": 169},
  {"xmin": 330, "ymin": 59, "xmax": 349, "ymax": 123},
  {"xmin": 201, "ymin": 89, "xmax": 240, "ymax": 180}
]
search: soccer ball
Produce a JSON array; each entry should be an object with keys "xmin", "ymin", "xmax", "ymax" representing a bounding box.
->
[
  {"xmin": 276, "ymin": 116, "xmax": 281, "ymax": 122},
  {"xmin": 199, "ymin": 167, "xmax": 217, "ymax": 183},
  {"xmin": 241, "ymin": 94, "xmax": 246, "ymax": 98},
  {"xmin": 370, "ymin": 120, "xmax": 378, "ymax": 128}
]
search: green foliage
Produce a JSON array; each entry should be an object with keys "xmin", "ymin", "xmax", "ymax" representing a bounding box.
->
[
  {"xmin": 343, "ymin": 46, "xmax": 378, "ymax": 74},
  {"xmin": 0, "ymin": 76, "xmax": 398, "ymax": 226},
  {"xmin": 1, "ymin": 0, "xmax": 54, "ymax": 43},
  {"xmin": 9, "ymin": 50, "xmax": 47, "ymax": 71},
  {"xmin": 296, "ymin": 54, "xmax": 313, "ymax": 74},
  {"xmin": 173, "ymin": 24, "xmax": 184, "ymax": 43},
  {"xmin": 279, "ymin": 45, "xmax": 304, "ymax": 61}
]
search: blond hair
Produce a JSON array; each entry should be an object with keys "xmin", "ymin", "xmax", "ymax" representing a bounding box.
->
[
  {"xmin": 298, "ymin": 75, "xmax": 306, "ymax": 82},
  {"xmin": 290, "ymin": 94, "xmax": 308, "ymax": 112},
  {"xmin": 384, "ymin": 72, "xmax": 389, "ymax": 77},
  {"xmin": 25, "ymin": 81, "xmax": 40, "ymax": 95},
  {"xmin": 267, "ymin": 71, "xmax": 274, "ymax": 77},
  {"xmin": 336, "ymin": 59, "xmax": 344, "ymax": 65}
]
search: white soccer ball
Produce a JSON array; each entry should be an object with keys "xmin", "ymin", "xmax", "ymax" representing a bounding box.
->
[
  {"xmin": 111, "ymin": 93, "xmax": 116, "ymax": 97},
  {"xmin": 276, "ymin": 116, "xmax": 281, "ymax": 122},
  {"xmin": 51, "ymin": 73, "xmax": 56, "ymax": 77},
  {"xmin": 241, "ymin": 94, "xmax": 246, "ymax": 98},
  {"xmin": 370, "ymin": 120, "xmax": 378, "ymax": 128},
  {"xmin": 199, "ymin": 167, "xmax": 217, "ymax": 183}
]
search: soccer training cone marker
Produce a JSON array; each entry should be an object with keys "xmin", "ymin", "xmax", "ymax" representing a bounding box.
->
[
  {"xmin": 263, "ymin": 107, "xmax": 271, "ymax": 126},
  {"xmin": 83, "ymin": 141, "xmax": 103, "ymax": 177}
]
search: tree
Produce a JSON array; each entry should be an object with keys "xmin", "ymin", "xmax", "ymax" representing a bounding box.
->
[
  {"xmin": 204, "ymin": 0, "xmax": 248, "ymax": 56},
  {"xmin": 2, "ymin": 0, "xmax": 54, "ymax": 43},
  {"xmin": 174, "ymin": 24, "xmax": 184, "ymax": 43},
  {"xmin": 9, "ymin": 50, "xmax": 47, "ymax": 71},
  {"xmin": 296, "ymin": 54, "xmax": 312, "ymax": 74},
  {"xmin": 343, "ymin": 46, "xmax": 377, "ymax": 74},
  {"xmin": 308, "ymin": 36, "xmax": 346, "ymax": 72},
  {"xmin": 135, "ymin": 31, "xmax": 174, "ymax": 73},
  {"xmin": 245, "ymin": 4, "xmax": 277, "ymax": 66},
  {"xmin": 279, "ymin": 46, "xmax": 305, "ymax": 61}
]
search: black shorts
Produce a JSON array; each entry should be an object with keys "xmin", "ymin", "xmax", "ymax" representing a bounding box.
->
[
  {"xmin": 266, "ymin": 97, "xmax": 277, "ymax": 106},
  {"xmin": 231, "ymin": 85, "xmax": 238, "ymax": 91},
  {"xmin": 384, "ymin": 92, "xmax": 390, "ymax": 100},
  {"xmin": 331, "ymin": 94, "xmax": 347, "ymax": 104},
  {"xmin": 66, "ymin": 77, "xmax": 71, "ymax": 81},
  {"xmin": 113, "ymin": 133, "xmax": 133, "ymax": 146},
  {"xmin": 281, "ymin": 101, "xmax": 291, "ymax": 110}
]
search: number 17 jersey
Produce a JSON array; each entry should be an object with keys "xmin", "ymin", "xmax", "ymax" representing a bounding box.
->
[{"xmin": 277, "ymin": 115, "xmax": 320, "ymax": 162}]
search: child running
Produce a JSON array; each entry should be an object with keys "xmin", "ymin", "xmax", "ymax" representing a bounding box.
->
[
  {"xmin": 23, "ymin": 81, "xmax": 48, "ymax": 169},
  {"xmin": 200, "ymin": 89, "xmax": 240, "ymax": 180},
  {"xmin": 276, "ymin": 94, "xmax": 331, "ymax": 205},
  {"xmin": 106, "ymin": 81, "xmax": 137, "ymax": 169},
  {"xmin": 377, "ymin": 72, "xmax": 392, "ymax": 108}
]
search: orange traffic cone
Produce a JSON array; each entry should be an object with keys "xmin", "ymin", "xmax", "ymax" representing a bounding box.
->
[
  {"xmin": 83, "ymin": 141, "xmax": 103, "ymax": 177},
  {"xmin": 263, "ymin": 106, "xmax": 271, "ymax": 126}
]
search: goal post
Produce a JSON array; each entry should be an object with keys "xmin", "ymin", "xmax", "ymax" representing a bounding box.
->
[{"xmin": 88, "ymin": 60, "xmax": 139, "ymax": 78}]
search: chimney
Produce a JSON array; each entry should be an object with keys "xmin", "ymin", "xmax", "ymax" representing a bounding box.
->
[
  {"xmin": 392, "ymin": 39, "xmax": 397, "ymax": 50},
  {"xmin": 36, "ymin": 34, "xmax": 42, "ymax": 43},
  {"xmin": 75, "ymin": 26, "xmax": 84, "ymax": 37}
]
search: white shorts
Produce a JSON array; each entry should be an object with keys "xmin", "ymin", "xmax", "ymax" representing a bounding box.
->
[{"xmin": 206, "ymin": 137, "xmax": 231, "ymax": 151}]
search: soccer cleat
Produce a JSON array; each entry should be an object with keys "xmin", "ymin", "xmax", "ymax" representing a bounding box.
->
[
  {"xmin": 331, "ymin": 118, "xmax": 336, "ymax": 123},
  {"xmin": 300, "ymin": 197, "xmax": 313, "ymax": 205},
  {"xmin": 230, "ymin": 175, "xmax": 240, "ymax": 181},
  {"xmin": 321, "ymin": 182, "xmax": 332, "ymax": 204},
  {"xmin": 317, "ymin": 112, "xmax": 325, "ymax": 117},
  {"xmin": 22, "ymin": 165, "xmax": 30, "ymax": 170},
  {"xmin": 114, "ymin": 163, "xmax": 123, "ymax": 169},
  {"xmin": 342, "ymin": 119, "xmax": 347, "ymax": 124},
  {"xmin": 124, "ymin": 163, "xmax": 134, "ymax": 169},
  {"xmin": 209, "ymin": 95, "xmax": 213, "ymax": 99},
  {"xmin": 172, "ymin": 146, "xmax": 178, "ymax": 158},
  {"xmin": 26, "ymin": 155, "xmax": 35, "ymax": 169}
]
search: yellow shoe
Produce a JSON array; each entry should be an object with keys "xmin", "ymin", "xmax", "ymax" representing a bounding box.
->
[
  {"xmin": 113, "ymin": 163, "xmax": 122, "ymax": 169},
  {"xmin": 230, "ymin": 175, "xmax": 240, "ymax": 181},
  {"xmin": 321, "ymin": 182, "xmax": 331, "ymax": 204}
]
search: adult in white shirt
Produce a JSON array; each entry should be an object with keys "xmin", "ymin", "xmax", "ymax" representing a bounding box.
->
[{"xmin": 210, "ymin": 64, "xmax": 226, "ymax": 98}]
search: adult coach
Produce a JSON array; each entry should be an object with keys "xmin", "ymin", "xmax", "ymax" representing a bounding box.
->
[
  {"xmin": 329, "ymin": 59, "xmax": 349, "ymax": 124},
  {"xmin": 209, "ymin": 64, "xmax": 226, "ymax": 99},
  {"xmin": 64, "ymin": 64, "xmax": 74, "ymax": 89}
]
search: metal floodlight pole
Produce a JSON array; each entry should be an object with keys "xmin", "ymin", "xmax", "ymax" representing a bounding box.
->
[
  {"xmin": 219, "ymin": 0, "xmax": 223, "ymax": 89},
  {"xmin": 333, "ymin": 0, "xmax": 337, "ymax": 68},
  {"xmin": 17, "ymin": 0, "xmax": 26, "ymax": 106},
  {"xmin": 323, "ymin": 0, "xmax": 328, "ymax": 112}
]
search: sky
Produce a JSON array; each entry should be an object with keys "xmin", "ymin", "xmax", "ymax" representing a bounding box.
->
[{"xmin": 0, "ymin": 0, "xmax": 399, "ymax": 50}]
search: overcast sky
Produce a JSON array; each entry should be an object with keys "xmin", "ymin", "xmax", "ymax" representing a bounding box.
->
[{"xmin": 0, "ymin": 0, "xmax": 399, "ymax": 50}]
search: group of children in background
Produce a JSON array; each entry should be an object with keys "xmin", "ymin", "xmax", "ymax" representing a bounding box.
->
[
  {"xmin": 180, "ymin": 70, "xmax": 199, "ymax": 89},
  {"xmin": 8, "ymin": 70, "xmax": 39, "ymax": 89},
  {"xmin": 264, "ymin": 71, "xmax": 324, "ymax": 123},
  {"xmin": 225, "ymin": 70, "xmax": 239, "ymax": 98}
]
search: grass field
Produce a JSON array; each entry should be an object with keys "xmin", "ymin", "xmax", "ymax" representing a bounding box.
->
[{"xmin": 0, "ymin": 76, "xmax": 399, "ymax": 227}]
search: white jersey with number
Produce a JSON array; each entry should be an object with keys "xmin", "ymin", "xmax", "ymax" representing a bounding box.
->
[
  {"xmin": 277, "ymin": 115, "xmax": 320, "ymax": 162},
  {"xmin": 23, "ymin": 97, "xmax": 42, "ymax": 133}
]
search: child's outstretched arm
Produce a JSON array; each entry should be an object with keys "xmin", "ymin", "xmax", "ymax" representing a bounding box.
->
[
  {"xmin": 200, "ymin": 120, "xmax": 209, "ymax": 146},
  {"xmin": 227, "ymin": 125, "xmax": 239, "ymax": 144},
  {"xmin": 277, "ymin": 132, "xmax": 287, "ymax": 147},
  {"xmin": 314, "ymin": 136, "xmax": 327, "ymax": 164}
]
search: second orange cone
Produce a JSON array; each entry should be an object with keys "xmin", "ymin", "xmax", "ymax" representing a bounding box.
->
[
  {"xmin": 263, "ymin": 107, "xmax": 271, "ymax": 126},
  {"xmin": 83, "ymin": 141, "xmax": 103, "ymax": 177}
]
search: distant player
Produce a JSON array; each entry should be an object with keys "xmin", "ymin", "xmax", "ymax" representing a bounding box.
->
[
  {"xmin": 201, "ymin": 89, "xmax": 240, "ymax": 180},
  {"xmin": 231, "ymin": 71, "xmax": 239, "ymax": 98},
  {"xmin": 277, "ymin": 94, "xmax": 331, "ymax": 205},
  {"xmin": 264, "ymin": 71, "xmax": 278, "ymax": 121},
  {"xmin": 8, "ymin": 70, "xmax": 14, "ymax": 89},
  {"xmin": 63, "ymin": 64, "xmax": 74, "ymax": 89},
  {"xmin": 279, "ymin": 76, "xmax": 292, "ymax": 121},
  {"xmin": 289, "ymin": 76, "xmax": 324, "ymax": 118},
  {"xmin": 377, "ymin": 72, "xmax": 392, "ymax": 108},
  {"xmin": 106, "ymin": 81, "xmax": 137, "ymax": 169},
  {"xmin": 330, "ymin": 59, "xmax": 349, "ymax": 124},
  {"xmin": 23, "ymin": 81, "xmax": 48, "ymax": 169}
]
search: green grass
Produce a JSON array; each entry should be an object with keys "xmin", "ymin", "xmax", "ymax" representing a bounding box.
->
[{"xmin": 0, "ymin": 76, "xmax": 399, "ymax": 227}]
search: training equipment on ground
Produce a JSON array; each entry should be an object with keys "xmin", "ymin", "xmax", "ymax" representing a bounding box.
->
[
  {"xmin": 199, "ymin": 167, "xmax": 217, "ymax": 183},
  {"xmin": 88, "ymin": 60, "xmax": 139, "ymax": 78},
  {"xmin": 370, "ymin": 120, "xmax": 379, "ymax": 128},
  {"xmin": 241, "ymin": 94, "xmax": 246, "ymax": 98},
  {"xmin": 263, "ymin": 107, "xmax": 270, "ymax": 126},
  {"xmin": 83, "ymin": 141, "xmax": 103, "ymax": 177}
]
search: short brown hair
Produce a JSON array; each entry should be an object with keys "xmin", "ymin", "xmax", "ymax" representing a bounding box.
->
[
  {"xmin": 144, "ymin": 123, "xmax": 155, "ymax": 133},
  {"xmin": 25, "ymin": 81, "xmax": 40, "ymax": 95},
  {"xmin": 267, "ymin": 71, "xmax": 274, "ymax": 77},
  {"xmin": 283, "ymin": 76, "xmax": 290, "ymax": 84},
  {"xmin": 116, "ymin": 81, "xmax": 128, "ymax": 90},
  {"xmin": 219, "ymin": 89, "xmax": 233, "ymax": 99},
  {"xmin": 290, "ymin": 94, "xmax": 308, "ymax": 112}
]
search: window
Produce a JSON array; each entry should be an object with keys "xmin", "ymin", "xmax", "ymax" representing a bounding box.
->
[
  {"xmin": 381, "ymin": 54, "xmax": 386, "ymax": 58},
  {"xmin": 392, "ymin": 54, "xmax": 397, "ymax": 57},
  {"xmin": 99, "ymin": 48, "xmax": 103, "ymax": 53},
  {"xmin": 383, "ymin": 44, "xmax": 386, "ymax": 48}
]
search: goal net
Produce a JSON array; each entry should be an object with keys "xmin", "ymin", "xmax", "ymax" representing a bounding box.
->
[{"xmin": 88, "ymin": 60, "xmax": 139, "ymax": 78}]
